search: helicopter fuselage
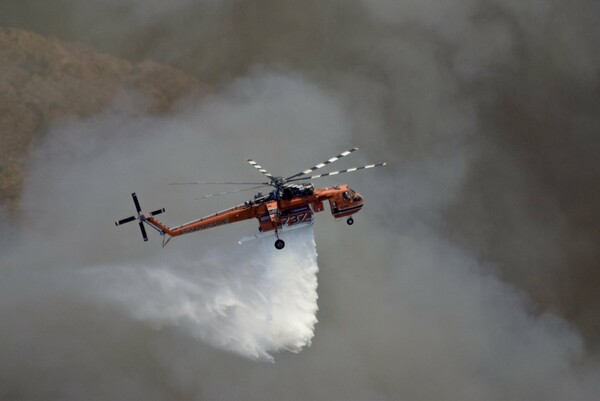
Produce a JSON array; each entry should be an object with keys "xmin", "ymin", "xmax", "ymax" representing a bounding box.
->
[{"xmin": 146, "ymin": 184, "xmax": 364, "ymax": 239}]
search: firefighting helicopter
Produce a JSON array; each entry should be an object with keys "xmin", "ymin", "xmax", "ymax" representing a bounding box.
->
[{"xmin": 115, "ymin": 147, "xmax": 386, "ymax": 249}]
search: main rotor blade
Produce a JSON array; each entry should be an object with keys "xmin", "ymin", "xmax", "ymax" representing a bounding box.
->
[
  {"xmin": 287, "ymin": 162, "xmax": 387, "ymax": 182},
  {"xmin": 139, "ymin": 222, "xmax": 148, "ymax": 242},
  {"xmin": 285, "ymin": 147, "xmax": 358, "ymax": 180},
  {"xmin": 131, "ymin": 192, "xmax": 142, "ymax": 214},
  {"xmin": 247, "ymin": 159, "xmax": 274, "ymax": 179},
  {"xmin": 195, "ymin": 185, "xmax": 270, "ymax": 199},
  {"xmin": 115, "ymin": 216, "xmax": 136, "ymax": 226},
  {"xmin": 169, "ymin": 181, "xmax": 268, "ymax": 185}
]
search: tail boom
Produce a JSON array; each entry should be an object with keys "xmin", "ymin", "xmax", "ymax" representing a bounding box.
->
[{"xmin": 146, "ymin": 202, "xmax": 257, "ymax": 238}]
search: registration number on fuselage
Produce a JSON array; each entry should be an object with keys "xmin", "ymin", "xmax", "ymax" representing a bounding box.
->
[{"xmin": 279, "ymin": 210, "xmax": 312, "ymax": 227}]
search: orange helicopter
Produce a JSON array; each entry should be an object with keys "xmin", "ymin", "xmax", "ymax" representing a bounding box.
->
[{"xmin": 115, "ymin": 148, "xmax": 386, "ymax": 249}]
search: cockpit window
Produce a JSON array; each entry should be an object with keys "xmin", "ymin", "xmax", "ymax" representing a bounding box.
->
[{"xmin": 343, "ymin": 189, "xmax": 361, "ymax": 202}]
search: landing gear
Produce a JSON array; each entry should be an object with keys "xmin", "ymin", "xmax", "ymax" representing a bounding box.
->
[
  {"xmin": 274, "ymin": 239, "xmax": 285, "ymax": 250},
  {"xmin": 346, "ymin": 217, "xmax": 354, "ymax": 225}
]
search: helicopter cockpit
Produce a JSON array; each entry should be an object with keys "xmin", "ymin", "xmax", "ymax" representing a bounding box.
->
[{"xmin": 343, "ymin": 188, "xmax": 362, "ymax": 202}]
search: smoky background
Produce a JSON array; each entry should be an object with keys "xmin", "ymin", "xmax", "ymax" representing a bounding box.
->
[{"xmin": 1, "ymin": 0, "xmax": 600, "ymax": 400}]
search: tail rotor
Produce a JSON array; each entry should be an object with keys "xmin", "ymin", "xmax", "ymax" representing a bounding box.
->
[{"xmin": 115, "ymin": 193, "xmax": 165, "ymax": 242}]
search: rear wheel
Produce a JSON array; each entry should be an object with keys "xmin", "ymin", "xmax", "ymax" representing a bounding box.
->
[
  {"xmin": 275, "ymin": 239, "xmax": 285, "ymax": 250},
  {"xmin": 347, "ymin": 217, "xmax": 354, "ymax": 225}
]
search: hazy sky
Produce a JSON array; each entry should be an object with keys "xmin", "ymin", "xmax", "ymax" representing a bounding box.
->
[{"xmin": 1, "ymin": 1, "xmax": 600, "ymax": 400}]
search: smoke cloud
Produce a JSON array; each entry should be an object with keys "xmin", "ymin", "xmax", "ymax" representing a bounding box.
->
[{"xmin": 2, "ymin": 0, "xmax": 600, "ymax": 399}]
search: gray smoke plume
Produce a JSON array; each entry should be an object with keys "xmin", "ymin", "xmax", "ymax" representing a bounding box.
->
[{"xmin": 2, "ymin": 0, "xmax": 600, "ymax": 400}]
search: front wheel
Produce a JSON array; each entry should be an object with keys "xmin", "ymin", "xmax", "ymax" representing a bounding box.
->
[
  {"xmin": 274, "ymin": 239, "xmax": 285, "ymax": 250},
  {"xmin": 347, "ymin": 217, "xmax": 354, "ymax": 225}
]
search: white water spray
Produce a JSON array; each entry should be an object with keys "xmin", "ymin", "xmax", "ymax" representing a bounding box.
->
[{"xmin": 89, "ymin": 226, "xmax": 319, "ymax": 361}]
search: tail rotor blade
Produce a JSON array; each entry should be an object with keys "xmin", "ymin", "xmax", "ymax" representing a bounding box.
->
[
  {"xmin": 115, "ymin": 216, "xmax": 136, "ymax": 226},
  {"xmin": 139, "ymin": 222, "xmax": 148, "ymax": 242},
  {"xmin": 132, "ymin": 192, "xmax": 142, "ymax": 214},
  {"xmin": 115, "ymin": 192, "xmax": 165, "ymax": 243}
]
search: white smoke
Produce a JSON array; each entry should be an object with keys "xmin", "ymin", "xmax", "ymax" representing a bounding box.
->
[{"xmin": 3, "ymin": 66, "xmax": 600, "ymax": 399}]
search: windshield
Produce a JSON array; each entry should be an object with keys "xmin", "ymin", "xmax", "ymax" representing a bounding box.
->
[{"xmin": 344, "ymin": 189, "xmax": 358, "ymax": 201}]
